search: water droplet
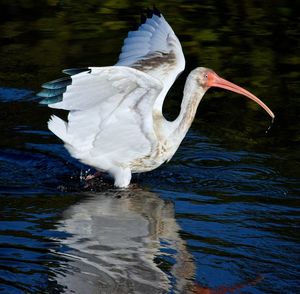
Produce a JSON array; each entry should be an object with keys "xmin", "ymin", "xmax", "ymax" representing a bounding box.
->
[{"xmin": 265, "ymin": 117, "xmax": 275, "ymax": 134}]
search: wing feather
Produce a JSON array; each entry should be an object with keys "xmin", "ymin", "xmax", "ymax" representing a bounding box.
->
[
  {"xmin": 116, "ymin": 9, "xmax": 185, "ymax": 114},
  {"xmin": 43, "ymin": 66, "xmax": 163, "ymax": 170},
  {"xmin": 116, "ymin": 10, "xmax": 185, "ymax": 75}
]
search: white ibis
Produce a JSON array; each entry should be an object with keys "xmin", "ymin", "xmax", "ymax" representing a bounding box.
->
[{"xmin": 38, "ymin": 9, "xmax": 274, "ymax": 188}]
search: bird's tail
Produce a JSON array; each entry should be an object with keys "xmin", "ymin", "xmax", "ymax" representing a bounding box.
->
[{"xmin": 48, "ymin": 115, "xmax": 70, "ymax": 144}]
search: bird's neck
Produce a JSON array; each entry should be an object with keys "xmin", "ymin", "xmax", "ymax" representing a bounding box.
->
[{"xmin": 171, "ymin": 72, "xmax": 206, "ymax": 142}]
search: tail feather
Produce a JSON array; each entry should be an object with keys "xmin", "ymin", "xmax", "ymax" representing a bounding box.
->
[{"xmin": 48, "ymin": 115, "xmax": 70, "ymax": 143}]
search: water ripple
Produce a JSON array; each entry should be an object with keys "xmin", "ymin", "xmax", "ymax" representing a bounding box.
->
[{"xmin": 0, "ymin": 87, "xmax": 33, "ymax": 102}]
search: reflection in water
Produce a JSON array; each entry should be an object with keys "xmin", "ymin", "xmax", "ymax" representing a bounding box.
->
[{"xmin": 53, "ymin": 189, "xmax": 195, "ymax": 294}]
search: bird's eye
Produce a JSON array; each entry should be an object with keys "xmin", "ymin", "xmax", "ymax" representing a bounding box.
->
[{"xmin": 205, "ymin": 74, "xmax": 208, "ymax": 79}]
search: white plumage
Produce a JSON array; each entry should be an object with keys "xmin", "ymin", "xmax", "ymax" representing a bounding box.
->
[
  {"xmin": 117, "ymin": 13, "xmax": 178, "ymax": 66},
  {"xmin": 39, "ymin": 9, "xmax": 274, "ymax": 187}
]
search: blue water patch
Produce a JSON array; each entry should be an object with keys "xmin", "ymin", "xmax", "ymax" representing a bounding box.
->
[{"xmin": 0, "ymin": 87, "xmax": 34, "ymax": 102}]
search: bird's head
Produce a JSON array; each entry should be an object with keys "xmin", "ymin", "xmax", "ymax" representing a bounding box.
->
[{"xmin": 196, "ymin": 67, "xmax": 275, "ymax": 120}]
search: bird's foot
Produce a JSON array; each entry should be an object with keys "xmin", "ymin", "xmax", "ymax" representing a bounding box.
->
[
  {"xmin": 81, "ymin": 171, "xmax": 105, "ymax": 189},
  {"xmin": 82, "ymin": 171, "xmax": 102, "ymax": 181}
]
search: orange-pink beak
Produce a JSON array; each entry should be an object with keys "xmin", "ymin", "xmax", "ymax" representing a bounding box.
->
[{"xmin": 207, "ymin": 72, "xmax": 275, "ymax": 120}]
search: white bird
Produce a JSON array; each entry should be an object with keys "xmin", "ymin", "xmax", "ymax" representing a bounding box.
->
[{"xmin": 38, "ymin": 9, "xmax": 274, "ymax": 188}]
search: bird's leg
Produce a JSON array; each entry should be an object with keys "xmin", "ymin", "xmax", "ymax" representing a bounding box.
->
[
  {"xmin": 82, "ymin": 170, "xmax": 105, "ymax": 189},
  {"xmin": 85, "ymin": 171, "xmax": 102, "ymax": 181},
  {"xmin": 110, "ymin": 167, "xmax": 132, "ymax": 188}
]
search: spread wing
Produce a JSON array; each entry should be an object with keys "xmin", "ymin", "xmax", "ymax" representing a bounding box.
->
[
  {"xmin": 38, "ymin": 10, "xmax": 184, "ymax": 170},
  {"xmin": 116, "ymin": 9, "xmax": 185, "ymax": 88},
  {"xmin": 38, "ymin": 66, "xmax": 163, "ymax": 169}
]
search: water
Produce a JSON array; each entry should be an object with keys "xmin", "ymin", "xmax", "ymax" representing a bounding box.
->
[{"xmin": 0, "ymin": 1, "xmax": 299, "ymax": 293}]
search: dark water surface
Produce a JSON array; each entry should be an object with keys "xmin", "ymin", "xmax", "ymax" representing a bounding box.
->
[{"xmin": 0, "ymin": 1, "xmax": 299, "ymax": 293}]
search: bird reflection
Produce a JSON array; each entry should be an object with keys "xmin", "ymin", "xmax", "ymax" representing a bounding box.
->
[{"xmin": 52, "ymin": 188, "xmax": 195, "ymax": 294}]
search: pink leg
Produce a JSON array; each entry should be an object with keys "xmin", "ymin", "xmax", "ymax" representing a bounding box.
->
[{"xmin": 84, "ymin": 171, "xmax": 103, "ymax": 181}]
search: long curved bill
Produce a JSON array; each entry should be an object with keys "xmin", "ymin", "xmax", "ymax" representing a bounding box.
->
[{"xmin": 208, "ymin": 72, "xmax": 275, "ymax": 120}]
